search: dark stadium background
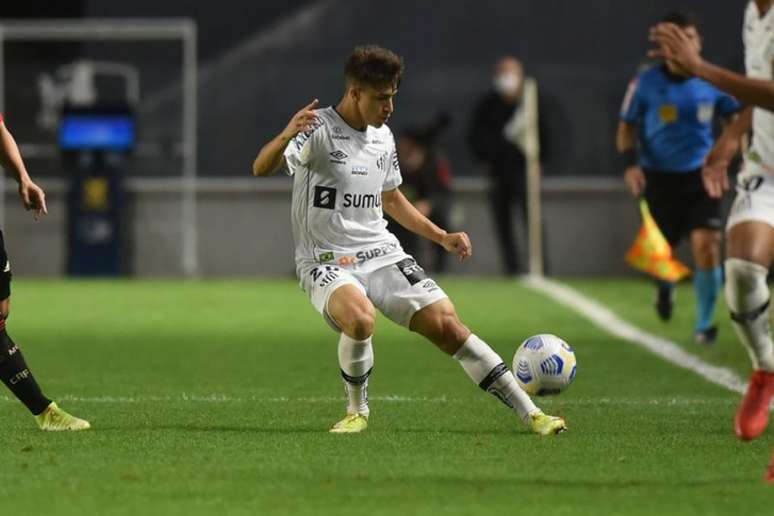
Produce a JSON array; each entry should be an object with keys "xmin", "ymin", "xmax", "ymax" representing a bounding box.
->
[{"xmin": 0, "ymin": 0, "xmax": 744, "ymax": 177}]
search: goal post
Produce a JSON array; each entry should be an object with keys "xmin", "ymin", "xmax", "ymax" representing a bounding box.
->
[{"xmin": 0, "ymin": 18, "xmax": 199, "ymax": 276}]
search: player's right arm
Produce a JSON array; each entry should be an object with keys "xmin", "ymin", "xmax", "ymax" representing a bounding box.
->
[
  {"xmin": 650, "ymin": 23, "xmax": 774, "ymax": 112},
  {"xmin": 617, "ymin": 121, "xmax": 645, "ymax": 198},
  {"xmin": 617, "ymin": 75, "xmax": 646, "ymax": 198},
  {"xmin": 702, "ymin": 106, "xmax": 753, "ymax": 199},
  {"xmin": 252, "ymin": 99, "xmax": 319, "ymax": 176},
  {"xmin": 0, "ymin": 116, "xmax": 47, "ymax": 219}
]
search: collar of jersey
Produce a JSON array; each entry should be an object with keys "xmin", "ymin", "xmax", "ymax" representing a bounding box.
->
[
  {"xmin": 331, "ymin": 106, "xmax": 368, "ymax": 134},
  {"xmin": 660, "ymin": 64, "xmax": 692, "ymax": 84}
]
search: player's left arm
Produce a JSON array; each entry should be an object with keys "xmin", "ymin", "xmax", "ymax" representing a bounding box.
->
[
  {"xmin": 382, "ymin": 187, "xmax": 471, "ymax": 261},
  {"xmin": 650, "ymin": 22, "xmax": 774, "ymax": 112},
  {"xmin": 0, "ymin": 118, "xmax": 47, "ymax": 219}
]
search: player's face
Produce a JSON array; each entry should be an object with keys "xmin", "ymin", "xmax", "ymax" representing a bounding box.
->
[{"xmin": 356, "ymin": 85, "xmax": 397, "ymax": 128}]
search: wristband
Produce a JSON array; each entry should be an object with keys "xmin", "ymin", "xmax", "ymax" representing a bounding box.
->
[{"xmin": 621, "ymin": 148, "xmax": 638, "ymax": 168}]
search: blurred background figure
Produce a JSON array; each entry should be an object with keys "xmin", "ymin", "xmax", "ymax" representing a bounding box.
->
[
  {"xmin": 390, "ymin": 112, "xmax": 453, "ymax": 273},
  {"xmin": 468, "ymin": 56, "xmax": 533, "ymax": 276},
  {"xmin": 616, "ymin": 11, "xmax": 742, "ymax": 344}
]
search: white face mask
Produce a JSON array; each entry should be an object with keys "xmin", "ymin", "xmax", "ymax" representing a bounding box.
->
[{"xmin": 493, "ymin": 72, "xmax": 522, "ymax": 97}]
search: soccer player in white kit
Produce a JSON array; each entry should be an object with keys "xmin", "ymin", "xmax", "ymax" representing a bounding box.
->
[
  {"xmin": 252, "ymin": 45, "xmax": 566, "ymax": 436},
  {"xmin": 651, "ymin": 0, "xmax": 774, "ymax": 482}
]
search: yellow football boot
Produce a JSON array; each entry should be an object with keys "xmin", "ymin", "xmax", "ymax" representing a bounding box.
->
[
  {"xmin": 529, "ymin": 411, "xmax": 566, "ymax": 435},
  {"xmin": 35, "ymin": 402, "xmax": 91, "ymax": 431},
  {"xmin": 329, "ymin": 413, "xmax": 368, "ymax": 434}
]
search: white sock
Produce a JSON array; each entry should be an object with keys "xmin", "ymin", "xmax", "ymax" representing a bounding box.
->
[
  {"xmin": 338, "ymin": 333, "xmax": 373, "ymax": 417},
  {"xmin": 453, "ymin": 334, "xmax": 539, "ymax": 423},
  {"xmin": 725, "ymin": 258, "xmax": 774, "ymax": 372}
]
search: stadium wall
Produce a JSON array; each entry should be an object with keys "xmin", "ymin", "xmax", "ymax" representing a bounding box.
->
[{"xmin": 2, "ymin": 177, "xmax": 644, "ymax": 278}]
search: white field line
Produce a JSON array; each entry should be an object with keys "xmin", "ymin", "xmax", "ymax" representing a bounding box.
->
[
  {"xmin": 522, "ymin": 275, "xmax": 747, "ymax": 395},
  {"xmin": 0, "ymin": 394, "xmax": 737, "ymax": 406}
]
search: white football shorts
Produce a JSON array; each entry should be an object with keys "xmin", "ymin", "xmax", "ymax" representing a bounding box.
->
[
  {"xmin": 727, "ymin": 160, "xmax": 774, "ymax": 231},
  {"xmin": 299, "ymin": 256, "xmax": 448, "ymax": 331}
]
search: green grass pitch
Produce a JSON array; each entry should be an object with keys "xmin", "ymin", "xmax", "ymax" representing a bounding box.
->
[{"xmin": 1, "ymin": 278, "xmax": 772, "ymax": 515}]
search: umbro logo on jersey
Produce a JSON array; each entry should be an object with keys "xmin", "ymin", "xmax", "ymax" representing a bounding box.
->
[
  {"xmin": 330, "ymin": 150, "xmax": 348, "ymax": 164},
  {"xmin": 313, "ymin": 186, "xmax": 337, "ymax": 209}
]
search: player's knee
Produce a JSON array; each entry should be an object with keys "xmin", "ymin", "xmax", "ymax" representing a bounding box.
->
[
  {"xmin": 342, "ymin": 304, "xmax": 375, "ymax": 340},
  {"xmin": 439, "ymin": 313, "xmax": 470, "ymax": 347},
  {"xmin": 725, "ymin": 258, "xmax": 769, "ymax": 312},
  {"xmin": 695, "ymin": 236, "xmax": 720, "ymax": 261},
  {"xmin": 423, "ymin": 308, "xmax": 469, "ymax": 350}
]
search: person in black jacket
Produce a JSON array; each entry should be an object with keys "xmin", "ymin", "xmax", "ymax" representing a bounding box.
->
[
  {"xmin": 390, "ymin": 113, "xmax": 454, "ymax": 273},
  {"xmin": 468, "ymin": 56, "xmax": 530, "ymax": 275}
]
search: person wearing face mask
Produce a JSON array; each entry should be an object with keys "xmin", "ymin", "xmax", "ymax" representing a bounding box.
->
[
  {"xmin": 617, "ymin": 11, "xmax": 742, "ymax": 345},
  {"xmin": 468, "ymin": 56, "xmax": 530, "ymax": 276}
]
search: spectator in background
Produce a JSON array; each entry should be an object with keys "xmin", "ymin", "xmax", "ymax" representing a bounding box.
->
[
  {"xmin": 389, "ymin": 113, "xmax": 453, "ymax": 273},
  {"xmin": 468, "ymin": 56, "xmax": 531, "ymax": 276}
]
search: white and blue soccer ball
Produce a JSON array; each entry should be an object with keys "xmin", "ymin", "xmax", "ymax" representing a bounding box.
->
[{"xmin": 513, "ymin": 334, "xmax": 577, "ymax": 396}]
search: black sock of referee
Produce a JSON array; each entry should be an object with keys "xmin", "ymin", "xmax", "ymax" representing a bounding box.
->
[{"xmin": 0, "ymin": 319, "xmax": 51, "ymax": 415}]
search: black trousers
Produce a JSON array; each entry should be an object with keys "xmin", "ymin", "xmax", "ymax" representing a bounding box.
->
[{"xmin": 489, "ymin": 184, "xmax": 527, "ymax": 275}]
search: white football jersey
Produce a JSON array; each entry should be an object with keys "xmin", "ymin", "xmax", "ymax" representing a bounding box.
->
[
  {"xmin": 284, "ymin": 106, "xmax": 407, "ymax": 272},
  {"xmin": 744, "ymin": 1, "xmax": 774, "ymax": 168}
]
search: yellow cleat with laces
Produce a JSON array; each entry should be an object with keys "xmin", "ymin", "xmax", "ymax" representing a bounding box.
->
[
  {"xmin": 529, "ymin": 411, "xmax": 566, "ymax": 435},
  {"xmin": 35, "ymin": 402, "xmax": 91, "ymax": 431},
  {"xmin": 329, "ymin": 413, "xmax": 368, "ymax": 434}
]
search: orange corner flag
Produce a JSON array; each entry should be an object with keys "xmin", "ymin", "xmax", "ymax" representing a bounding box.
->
[{"xmin": 625, "ymin": 199, "xmax": 691, "ymax": 282}]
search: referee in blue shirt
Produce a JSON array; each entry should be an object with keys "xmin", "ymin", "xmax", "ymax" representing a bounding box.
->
[{"xmin": 617, "ymin": 11, "xmax": 742, "ymax": 344}]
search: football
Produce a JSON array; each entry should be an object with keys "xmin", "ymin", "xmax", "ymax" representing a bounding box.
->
[{"xmin": 513, "ymin": 334, "xmax": 577, "ymax": 395}]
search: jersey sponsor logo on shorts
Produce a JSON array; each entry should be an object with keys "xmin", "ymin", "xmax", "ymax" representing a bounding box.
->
[
  {"xmin": 740, "ymin": 175, "xmax": 764, "ymax": 192},
  {"xmin": 334, "ymin": 241, "xmax": 400, "ymax": 267},
  {"xmin": 313, "ymin": 186, "xmax": 337, "ymax": 209},
  {"xmin": 310, "ymin": 265, "xmax": 340, "ymax": 287},
  {"xmin": 421, "ymin": 279, "xmax": 439, "ymax": 292},
  {"xmin": 342, "ymin": 192, "xmax": 380, "ymax": 208},
  {"xmin": 396, "ymin": 257, "xmax": 428, "ymax": 285}
]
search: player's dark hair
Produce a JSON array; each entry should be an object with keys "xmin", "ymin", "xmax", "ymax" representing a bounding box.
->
[
  {"xmin": 661, "ymin": 10, "xmax": 701, "ymax": 33},
  {"xmin": 344, "ymin": 45, "xmax": 404, "ymax": 90}
]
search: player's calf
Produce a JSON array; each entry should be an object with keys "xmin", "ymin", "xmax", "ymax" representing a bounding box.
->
[
  {"xmin": 726, "ymin": 258, "xmax": 774, "ymax": 440},
  {"xmin": 411, "ymin": 301, "xmax": 564, "ymax": 433},
  {"xmin": 327, "ymin": 285, "xmax": 376, "ymax": 425},
  {"xmin": 0, "ymin": 316, "xmax": 52, "ymax": 416},
  {"xmin": 337, "ymin": 332, "xmax": 373, "ymax": 419}
]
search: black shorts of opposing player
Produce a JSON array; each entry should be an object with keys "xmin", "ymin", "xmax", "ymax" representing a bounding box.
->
[
  {"xmin": 0, "ymin": 230, "xmax": 51, "ymax": 415},
  {"xmin": 643, "ymin": 168, "xmax": 722, "ymax": 246}
]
